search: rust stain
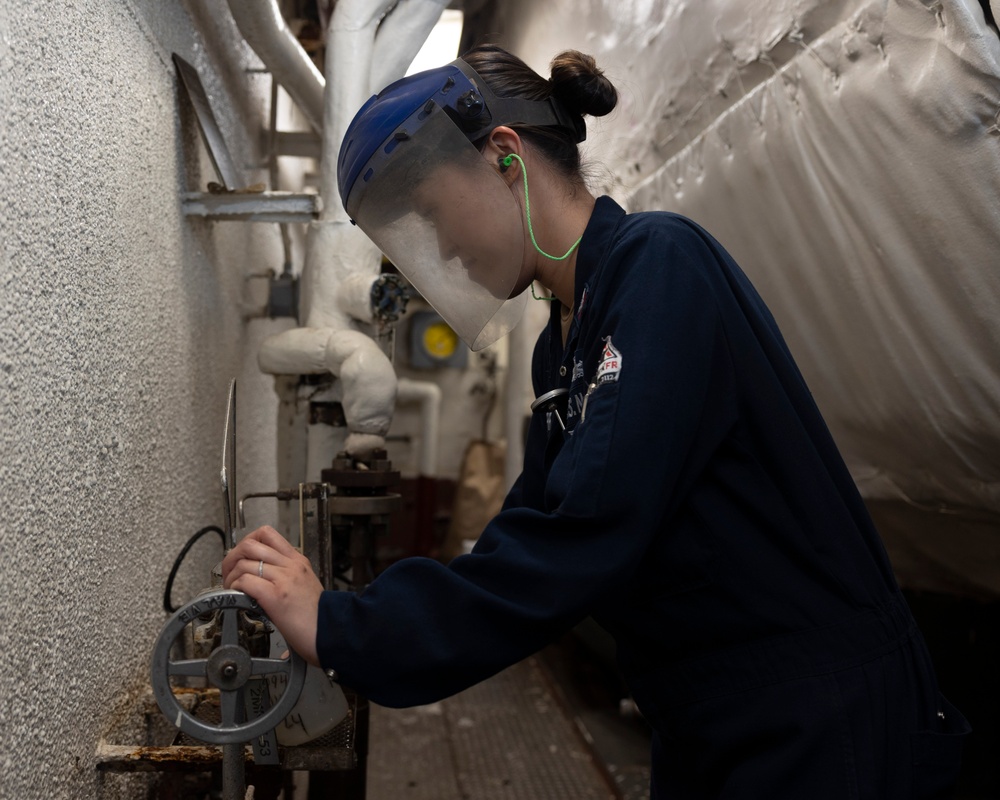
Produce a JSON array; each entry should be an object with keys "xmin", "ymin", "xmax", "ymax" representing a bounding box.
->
[
  {"xmin": 115, "ymin": 745, "xmax": 229, "ymax": 764},
  {"xmin": 128, "ymin": 746, "xmax": 224, "ymax": 764},
  {"xmin": 171, "ymin": 686, "xmax": 209, "ymax": 697}
]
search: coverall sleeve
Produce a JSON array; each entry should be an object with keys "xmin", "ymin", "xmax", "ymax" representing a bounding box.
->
[{"xmin": 316, "ymin": 221, "xmax": 739, "ymax": 707}]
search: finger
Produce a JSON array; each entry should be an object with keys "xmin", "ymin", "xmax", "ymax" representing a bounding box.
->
[
  {"xmin": 229, "ymin": 525, "xmax": 280, "ymax": 553},
  {"xmin": 221, "ymin": 526, "xmax": 285, "ymax": 575},
  {"xmin": 224, "ymin": 556, "xmax": 281, "ymax": 589},
  {"xmin": 220, "ymin": 547, "xmax": 239, "ymax": 580},
  {"xmin": 220, "ymin": 533, "xmax": 261, "ymax": 575},
  {"xmin": 221, "ymin": 545, "xmax": 261, "ymax": 580},
  {"xmin": 232, "ymin": 539, "xmax": 291, "ymax": 571},
  {"xmin": 234, "ymin": 526, "xmax": 275, "ymax": 548},
  {"xmin": 253, "ymin": 526, "xmax": 299, "ymax": 559},
  {"xmin": 222, "ymin": 558, "xmax": 248, "ymax": 589},
  {"xmin": 228, "ymin": 572, "xmax": 278, "ymax": 609}
]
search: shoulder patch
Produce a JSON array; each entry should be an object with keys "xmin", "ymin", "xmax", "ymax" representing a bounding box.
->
[{"xmin": 596, "ymin": 337, "xmax": 622, "ymax": 384}]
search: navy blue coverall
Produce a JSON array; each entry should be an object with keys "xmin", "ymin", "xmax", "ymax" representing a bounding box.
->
[{"xmin": 318, "ymin": 196, "xmax": 969, "ymax": 797}]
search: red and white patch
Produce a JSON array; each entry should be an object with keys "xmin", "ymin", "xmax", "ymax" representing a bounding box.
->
[{"xmin": 596, "ymin": 337, "xmax": 622, "ymax": 384}]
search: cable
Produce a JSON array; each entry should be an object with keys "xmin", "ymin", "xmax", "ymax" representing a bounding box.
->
[
  {"xmin": 162, "ymin": 525, "xmax": 227, "ymax": 614},
  {"xmin": 503, "ymin": 153, "xmax": 583, "ymax": 261}
]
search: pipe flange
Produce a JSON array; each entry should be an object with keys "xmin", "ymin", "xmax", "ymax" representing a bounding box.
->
[
  {"xmin": 150, "ymin": 590, "xmax": 306, "ymax": 745},
  {"xmin": 329, "ymin": 493, "xmax": 403, "ymax": 515}
]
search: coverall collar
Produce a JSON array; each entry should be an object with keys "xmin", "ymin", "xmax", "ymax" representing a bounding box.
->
[{"xmin": 551, "ymin": 195, "xmax": 627, "ymax": 350}]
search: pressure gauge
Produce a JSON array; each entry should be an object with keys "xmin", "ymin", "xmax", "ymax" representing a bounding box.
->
[
  {"xmin": 410, "ymin": 311, "xmax": 468, "ymax": 369},
  {"xmin": 423, "ymin": 320, "xmax": 459, "ymax": 359}
]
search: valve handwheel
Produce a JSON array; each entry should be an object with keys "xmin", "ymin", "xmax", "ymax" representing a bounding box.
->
[{"xmin": 151, "ymin": 589, "xmax": 307, "ymax": 745}]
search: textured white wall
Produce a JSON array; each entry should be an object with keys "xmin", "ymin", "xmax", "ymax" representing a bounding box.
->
[{"xmin": 0, "ymin": 0, "xmax": 289, "ymax": 796}]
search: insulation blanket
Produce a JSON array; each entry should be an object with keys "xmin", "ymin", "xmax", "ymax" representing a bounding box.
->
[{"xmin": 485, "ymin": 0, "xmax": 1000, "ymax": 597}]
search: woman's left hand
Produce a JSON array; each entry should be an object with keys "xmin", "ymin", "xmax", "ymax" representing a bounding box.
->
[{"xmin": 221, "ymin": 525, "xmax": 323, "ymax": 667}]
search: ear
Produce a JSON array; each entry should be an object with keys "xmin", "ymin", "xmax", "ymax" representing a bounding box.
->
[{"xmin": 482, "ymin": 126, "xmax": 522, "ymax": 186}]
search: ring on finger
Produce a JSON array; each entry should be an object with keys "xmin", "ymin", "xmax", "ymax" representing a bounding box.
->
[{"xmin": 258, "ymin": 559, "xmax": 264, "ymax": 579}]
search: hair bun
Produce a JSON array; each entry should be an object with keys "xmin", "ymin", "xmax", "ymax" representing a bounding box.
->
[{"xmin": 549, "ymin": 50, "xmax": 618, "ymax": 118}]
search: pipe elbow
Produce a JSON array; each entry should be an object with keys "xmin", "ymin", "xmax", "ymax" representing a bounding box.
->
[
  {"xmin": 258, "ymin": 327, "xmax": 397, "ymax": 438},
  {"xmin": 259, "ymin": 327, "xmax": 330, "ymax": 375},
  {"xmin": 397, "ymin": 377, "xmax": 442, "ymax": 408},
  {"xmin": 325, "ymin": 330, "xmax": 397, "ymax": 437},
  {"xmin": 396, "ymin": 378, "xmax": 441, "ymax": 476}
]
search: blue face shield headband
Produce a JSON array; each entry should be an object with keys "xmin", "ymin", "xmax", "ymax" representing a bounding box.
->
[
  {"xmin": 338, "ymin": 58, "xmax": 585, "ymax": 217},
  {"xmin": 336, "ymin": 60, "xmax": 585, "ymax": 350}
]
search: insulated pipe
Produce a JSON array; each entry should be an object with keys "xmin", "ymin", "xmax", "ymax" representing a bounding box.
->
[
  {"xmin": 320, "ymin": 0, "xmax": 449, "ymax": 221},
  {"xmin": 299, "ymin": 0, "xmax": 451, "ymax": 329},
  {"xmin": 396, "ymin": 378, "xmax": 442, "ymax": 477},
  {"xmin": 319, "ymin": 0, "xmax": 396, "ymax": 224},
  {"xmin": 225, "ymin": 0, "xmax": 326, "ymax": 134},
  {"xmin": 297, "ymin": 0, "xmax": 401, "ymax": 330},
  {"xmin": 259, "ymin": 328, "xmax": 397, "ymax": 450},
  {"xmin": 259, "ymin": 0, "xmax": 449, "ymax": 458},
  {"xmin": 370, "ymin": 0, "xmax": 452, "ymax": 99}
]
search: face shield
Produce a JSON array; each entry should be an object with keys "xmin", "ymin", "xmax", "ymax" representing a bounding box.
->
[
  {"xmin": 338, "ymin": 59, "xmax": 586, "ymax": 351},
  {"xmin": 345, "ymin": 107, "xmax": 527, "ymax": 350}
]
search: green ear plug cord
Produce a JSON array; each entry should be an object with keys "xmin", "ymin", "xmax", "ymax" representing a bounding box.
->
[{"xmin": 502, "ymin": 153, "xmax": 582, "ymax": 302}]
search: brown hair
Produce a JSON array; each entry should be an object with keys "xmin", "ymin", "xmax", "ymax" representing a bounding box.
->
[{"xmin": 461, "ymin": 44, "xmax": 618, "ymax": 180}]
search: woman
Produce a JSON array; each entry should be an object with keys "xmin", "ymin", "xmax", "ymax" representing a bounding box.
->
[{"xmin": 223, "ymin": 44, "xmax": 968, "ymax": 798}]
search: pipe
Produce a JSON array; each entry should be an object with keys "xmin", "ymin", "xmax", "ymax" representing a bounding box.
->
[
  {"xmin": 259, "ymin": 327, "xmax": 397, "ymax": 446},
  {"xmin": 221, "ymin": 743, "xmax": 245, "ymax": 800},
  {"xmin": 320, "ymin": 0, "xmax": 400, "ymax": 222},
  {"xmin": 321, "ymin": 0, "xmax": 449, "ymax": 219},
  {"xmin": 370, "ymin": 0, "xmax": 452, "ymax": 96},
  {"xmin": 396, "ymin": 378, "xmax": 442, "ymax": 476},
  {"xmin": 301, "ymin": 0, "xmax": 451, "ymax": 328},
  {"xmin": 297, "ymin": 0, "xmax": 401, "ymax": 329},
  {"xmin": 226, "ymin": 0, "xmax": 326, "ymax": 134},
  {"xmin": 298, "ymin": 222, "xmax": 382, "ymax": 331},
  {"xmin": 258, "ymin": 0, "xmax": 449, "ymax": 459}
]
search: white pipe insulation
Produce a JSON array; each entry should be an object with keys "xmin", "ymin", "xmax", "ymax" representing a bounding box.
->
[
  {"xmin": 253, "ymin": 0, "xmax": 450, "ymax": 459},
  {"xmin": 369, "ymin": 0, "xmax": 455, "ymax": 101},
  {"xmin": 296, "ymin": 0, "xmax": 450, "ymax": 330},
  {"xmin": 259, "ymin": 327, "xmax": 397, "ymax": 441},
  {"xmin": 318, "ymin": 0, "xmax": 450, "ymax": 219},
  {"xmin": 225, "ymin": 0, "xmax": 326, "ymax": 134},
  {"xmin": 396, "ymin": 378, "xmax": 442, "ymax": 477}
]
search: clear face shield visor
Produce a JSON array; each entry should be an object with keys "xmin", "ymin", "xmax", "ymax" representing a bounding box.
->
[{"xmin": 343, "ymin": 107, "xmax": 527, "ymax": 351}]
